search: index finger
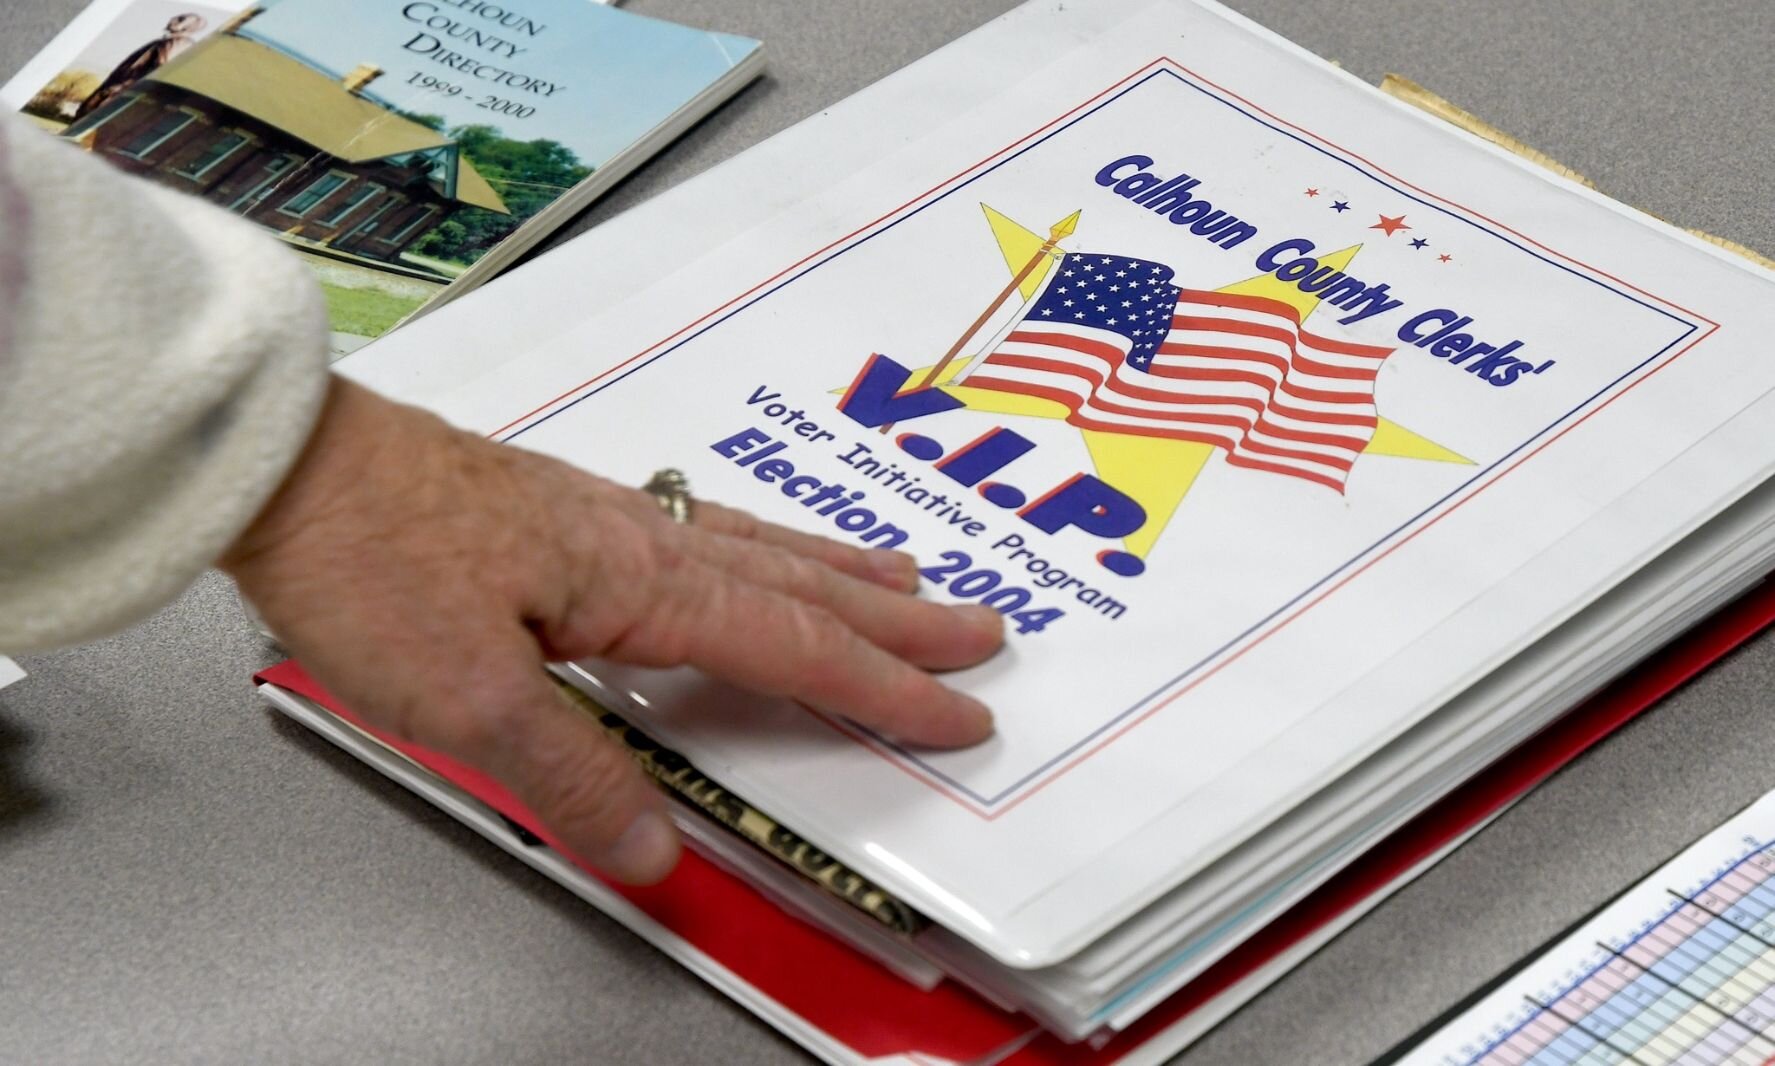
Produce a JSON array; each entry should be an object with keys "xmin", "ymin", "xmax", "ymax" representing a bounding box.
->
[{"xmin": 607, "ymin": 552, "xmax": 997, "ymax": 749}]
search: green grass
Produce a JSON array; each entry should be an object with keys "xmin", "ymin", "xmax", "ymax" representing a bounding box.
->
[
  {"xmin": 399, "ymin": 251, "xmax": 470, "ymax": 278},
  {"xmin": 320, "ymin": 283, "xmax": 428, "ymax": 339}
]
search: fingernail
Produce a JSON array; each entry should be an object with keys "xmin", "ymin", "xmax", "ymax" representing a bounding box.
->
[
  {"xmin": 869, "ymin": 550, "xmax": 920, "ymax": 591},
  {"xmin": 961, "ymin": 605, "xmax": 1006, "ymax": 639},
  {"xmin": 603, "ymin": 809, "xmax": 681, "ymax": 885},
  {"xmin": 956, "ymin": 694, "xmax": 997, "ymax": 741}
]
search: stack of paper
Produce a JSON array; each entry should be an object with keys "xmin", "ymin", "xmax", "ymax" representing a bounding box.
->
[{"xmin": 257, "ymin": 0, "xmax": 1775, "ymax": 1059}]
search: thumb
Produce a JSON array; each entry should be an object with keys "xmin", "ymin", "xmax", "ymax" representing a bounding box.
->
[
  {"xmin": 492, "ymin": 670, "xmax": 682, "ymax": 884},
  {"xmin": 402, "ymin": 629, "xmax": 682, "ymax": 886}
]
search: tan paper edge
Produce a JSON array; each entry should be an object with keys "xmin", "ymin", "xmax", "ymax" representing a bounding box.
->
[{"xmin": 1378, "ymin": 74, "xmax": 1775, "ymax": 272}]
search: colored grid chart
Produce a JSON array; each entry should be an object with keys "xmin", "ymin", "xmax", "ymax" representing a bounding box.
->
[{"xmin": 1404, "ymin": 792, "xmax": 1775, "ymax": 1066}]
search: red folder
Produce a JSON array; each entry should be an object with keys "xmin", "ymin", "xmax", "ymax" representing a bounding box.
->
[{"xmin": 255, "ymin": 577, "xmax": 1775, "ymax": 1064}]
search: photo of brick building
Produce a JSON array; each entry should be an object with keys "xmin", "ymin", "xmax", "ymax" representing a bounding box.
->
[
  {"xmin": 14, "ymin": 0, "xmax": 745, "ymax": 355},
  {"xmin": 63, "ymin": 12, "xmax": 508, "ymax": 270}
]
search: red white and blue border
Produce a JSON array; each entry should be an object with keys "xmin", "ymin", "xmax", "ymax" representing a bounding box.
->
[{"xmin": 491, "ymin": 59, "xmax": 1717, "ymax": 818}]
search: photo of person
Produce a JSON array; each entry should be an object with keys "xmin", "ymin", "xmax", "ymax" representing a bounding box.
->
[
  {"xmin": 20, "ymin": 0, "xmax": 229, "ymax": 125},
  {"xmin": 72, "ymin": 11, "xmax": 208, "ymax": 120}
]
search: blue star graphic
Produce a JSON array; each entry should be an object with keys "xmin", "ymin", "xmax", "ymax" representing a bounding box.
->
[
  {"xmin": 1409, "ymin": 238, "xmax": 1429, "ymax": 249},
  {"xmin": 1023, "ymin": 252, "xmax": 1184, "ymax": 364},
  {"xmin": 1331, "ymin": 201, "xmax": 1351, "ymax": 213}
]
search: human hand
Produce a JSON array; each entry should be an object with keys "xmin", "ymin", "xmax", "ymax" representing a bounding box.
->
[{"xmin": 221, "ymin": 377, "xmax": 1003, "ymax": 885}]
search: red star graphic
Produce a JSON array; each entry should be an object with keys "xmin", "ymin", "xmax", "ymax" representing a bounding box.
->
[
  {"xmin": 1438, "ymin": 253, "xmax": 1453, "ymax": 263},
  {"xmin": 1304, "ymin": 187, "xmax": 1320, "ymax": 197},
  {"xmin": 1371, "ymin": 214, "xmax": 1411, "ymax": 236}
]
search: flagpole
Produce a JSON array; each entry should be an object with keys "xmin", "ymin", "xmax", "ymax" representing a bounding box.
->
[{"xmin": 880, "ymin": 210, "xmax": 1079, "ymax": 433}]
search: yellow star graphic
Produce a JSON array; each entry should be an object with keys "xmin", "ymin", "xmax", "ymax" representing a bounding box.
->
[{"xmin": 844, "ymin": 205, "xmax": 1472, "ymax": 561}]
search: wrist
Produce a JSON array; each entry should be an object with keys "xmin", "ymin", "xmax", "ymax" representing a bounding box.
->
[{"xmin": 219, "ymin": 376, "xmax": 404, "ymax": 577}]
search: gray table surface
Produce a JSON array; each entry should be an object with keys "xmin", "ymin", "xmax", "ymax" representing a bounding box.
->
[{"xmin": 5, "ymin": 1, "xmax": 1774, "ymax": 1063}]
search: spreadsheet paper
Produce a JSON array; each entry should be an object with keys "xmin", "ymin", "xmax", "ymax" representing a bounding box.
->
[{"xmin": 1402, "ymin": 789, "xmax": 1775, "ymax": 1065}]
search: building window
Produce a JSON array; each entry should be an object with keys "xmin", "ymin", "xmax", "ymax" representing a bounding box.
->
[
  {"xmin": 229, "ymin": 155, "xmax": 300, "ymax": 211},
  {"xmin": 319, "ymin": 182, "xmax": 383, "ymax": 227},
  {"xmin": 174, "ymin": 131, "xmax": 249, "ymax": 179},
  {"xmin": 278, "ymin": 171, "xmax": 351, "ymax": 218},
  {"xmin": 349, "ymin": 195, "xmax": 404, "ymax": 240},
  {"xmin": 119, "ymin": 109, "xmax": 196, "ymax": 160},
  {"xmin": 69, "ymin": 92, "xmax": 140, "ymax": 137},
  {"xmin": 386, "ymin": 206, "xmax": 439, "ymax": 245}
]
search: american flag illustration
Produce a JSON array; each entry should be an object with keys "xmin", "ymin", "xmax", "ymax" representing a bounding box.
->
[{"xmin": 962, "ymin": 252, "xmax": 1395, "ymax": 492}]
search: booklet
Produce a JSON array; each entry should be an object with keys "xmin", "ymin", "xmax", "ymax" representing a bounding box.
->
[
  {"xmin": 255, "ymin": 0, "xmax": 1775, "ymax": 1057},
  {"xmin": 2, "ymin": 0, "xmax": 760, "ymax": 357}
]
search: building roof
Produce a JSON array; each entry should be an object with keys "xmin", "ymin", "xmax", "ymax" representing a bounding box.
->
[
  {"xmin": 149, "ymin": 34, "xmax": 509, "ymax": 214},
  {"xmin": 451, "ymin": 156, "xmax": 508, "ymax": 216}
]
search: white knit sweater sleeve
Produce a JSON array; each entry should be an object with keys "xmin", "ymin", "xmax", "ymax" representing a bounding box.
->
[{"xmin": 0, "ymin": 116, "xmax": 331, "ymax": 653}]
